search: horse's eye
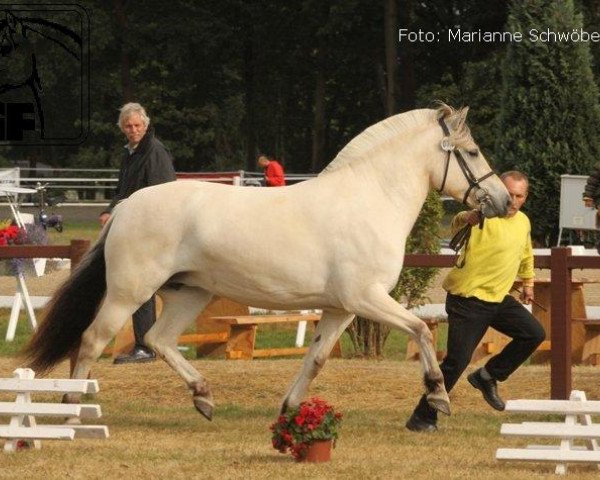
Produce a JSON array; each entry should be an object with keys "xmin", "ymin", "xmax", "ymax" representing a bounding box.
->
[{"xmin": 468, "ymin": 149, "xmax": 479, "ymax": 157}]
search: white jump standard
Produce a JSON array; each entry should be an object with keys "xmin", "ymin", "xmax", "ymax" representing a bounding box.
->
[
  {"xmin": 497, "ymin": 390, "xmax": 600, "ymax": 475},
  {"xmin": 0, "ymin": 368, "xmax": 108, "ymax": 453}
]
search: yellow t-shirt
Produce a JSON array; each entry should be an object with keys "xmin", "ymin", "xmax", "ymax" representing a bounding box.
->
[{"xmin": 442, "ymin": 211, "xmax": 534, "ymax": 303}]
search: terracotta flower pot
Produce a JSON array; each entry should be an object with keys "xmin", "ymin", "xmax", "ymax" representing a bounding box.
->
[{"xmin": 298, "ymin": 440, "xmax": 333, "ymax": 463}]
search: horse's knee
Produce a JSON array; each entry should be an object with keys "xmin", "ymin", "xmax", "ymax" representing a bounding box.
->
[
  {"xmin": 416, "ymin": 322, "xmax": 434, "ymax": 343},
  {"xmin": 315, "ymin": 350, "xmax": 329, "ymax": 368}
]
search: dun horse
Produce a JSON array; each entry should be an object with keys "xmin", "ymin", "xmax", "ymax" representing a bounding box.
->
[{"xmin": 24, "ymin": 104, "xmax": 510, "ymax": 420}]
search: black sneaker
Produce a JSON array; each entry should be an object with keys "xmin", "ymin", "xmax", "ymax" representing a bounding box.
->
[
  {"xmin": 113, "ymin": 346, "xmax": 156, "ymax": 365},
  {"xmin": 467, "ymin": 368, "xmax": 505, "ymax": 411},
  {"xmin": 405, "ymin": 412, "xmax": 438, "ymax": 432}
]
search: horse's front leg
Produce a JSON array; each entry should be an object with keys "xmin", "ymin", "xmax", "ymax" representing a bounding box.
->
[
  {"xmin": 351, "ymin": 284, "xmax": 450, "ymax": 415},
  {"xmin": 281, "ymin": 310, "xmax": 355, "ymax": 413}
]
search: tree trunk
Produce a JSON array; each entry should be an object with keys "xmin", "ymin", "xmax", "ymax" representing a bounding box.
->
[
  {"xmin": 311, "ymin": 56, "xmax": 326, "ymax": 173},
  {"xmin": 347, "ymin": 316, "xmax": 391, "ymax": 358},
  {"xmin": 383, "ymin": 0, "xmax": 398, "ymax": 116},
  {"xmin": 397, "ymin": 0, "xmax": 415, "ymax": 110},
  {"xmin": 113, "ymin": 0, "xmax": 134, "ymax": 102},
  {"xmin": 243, "ymin": 24, "xmax": 256, "ymax": 171}
]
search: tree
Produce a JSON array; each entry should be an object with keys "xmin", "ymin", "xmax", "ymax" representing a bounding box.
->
[{"xmin": 495, "ymin": 0, "xmax": 600, "ymax": 245}]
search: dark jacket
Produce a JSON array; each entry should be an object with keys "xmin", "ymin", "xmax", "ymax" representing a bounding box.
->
[
  {"xmin": 104, "ymin": 128, "xmax": 176, "ymax": 214},
  {"xmin": 584, "ymin": 162, "xmax": 600, "ymax": 205}
]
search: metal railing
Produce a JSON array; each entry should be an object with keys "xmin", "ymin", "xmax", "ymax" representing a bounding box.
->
[{"xmin": 10, "ymin": 168, "xmax": 319, "ymax": 205}]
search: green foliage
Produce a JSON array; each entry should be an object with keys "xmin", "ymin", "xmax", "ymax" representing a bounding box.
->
[
  {"xmin": 2, "ymin": 0, "xmax": 599, "ymax": 247},
  {"xmin": 390, "ymin": 191, "xmax": 443, "ymax": 308},
  {"xmin": 495, "ymin": 0, "xmax": 600, "ymax": 245}
]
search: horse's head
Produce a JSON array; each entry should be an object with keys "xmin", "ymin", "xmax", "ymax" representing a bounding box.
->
[{"xmin": 433, "ymin": 105, "xmax": 510, "ymax": 218}]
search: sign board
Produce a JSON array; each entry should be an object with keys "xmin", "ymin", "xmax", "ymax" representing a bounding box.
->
[
  {"xmin": 0, "ymin": 168, "xmax": 20, "ymax": 189},
  {"xmin": 559, "ymin": 174, "xmax": 597, "ymax": 231}
]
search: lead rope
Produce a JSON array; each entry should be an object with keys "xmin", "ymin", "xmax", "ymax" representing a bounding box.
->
[{"xmin": 448, "ymin": 208, "xmax": 485, "ymax": 268}]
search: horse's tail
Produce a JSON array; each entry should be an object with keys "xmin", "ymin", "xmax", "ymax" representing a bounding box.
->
[{"xmin": 22, "ymin": 220, "xmax": 112, "ymax": 375}]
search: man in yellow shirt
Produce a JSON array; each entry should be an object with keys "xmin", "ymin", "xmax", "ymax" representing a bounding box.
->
[{"xmin": 406, "ymin": 171, "xmax": 545, "ymax": 432}]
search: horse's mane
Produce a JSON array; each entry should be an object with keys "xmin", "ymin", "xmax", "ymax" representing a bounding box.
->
[{"xmin": 319, "ymin": 103, "xmax": 475, "ymax": 176}]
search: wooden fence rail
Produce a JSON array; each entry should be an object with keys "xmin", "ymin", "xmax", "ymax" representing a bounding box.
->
[{"xmin": 0, "ymin": 240, "xmax": 90, "ymax": 268}]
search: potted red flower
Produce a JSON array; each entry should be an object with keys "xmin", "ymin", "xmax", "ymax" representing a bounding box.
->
[
  {"xmin": 0, "ymin": 221, "xmax": 48, "ymax": 275},
  {"xmin": 0, "ymin": 224, "xmax": 21, "ymax": 246},
  {"xmin": 270, "ymin": 397, "xmax": 342, "ymax": 462}
]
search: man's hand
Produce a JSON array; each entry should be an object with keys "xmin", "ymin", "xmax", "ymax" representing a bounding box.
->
[
  {"xmin": 99, "ymin": 213, "xmax": 110, "ymax": 226},
  {"xmin": 463, "ymin": 210, "xmax": 482, "ymax": 226},
  {"xmin": 520, "ymin": 285, "xmax": 534, "ymax": 305}
]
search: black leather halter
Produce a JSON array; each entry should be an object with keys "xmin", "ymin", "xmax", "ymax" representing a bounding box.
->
[{"xmin": 437, "ymin": 117, "xmax": 495, "ymax": 205}]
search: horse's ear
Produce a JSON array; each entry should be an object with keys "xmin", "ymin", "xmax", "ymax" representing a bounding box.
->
[{"xmin": 448, "ymin": 106, "xmax": 469, "ymax": 132}]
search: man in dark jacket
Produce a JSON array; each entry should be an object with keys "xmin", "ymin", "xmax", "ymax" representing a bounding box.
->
[
  {"xmin": 100, "ymin": 102, "xmax": 176, "ymax": 364},
  {"xmin": 583, "ymin": 163, "xmax": 600, "ymax": 208}
]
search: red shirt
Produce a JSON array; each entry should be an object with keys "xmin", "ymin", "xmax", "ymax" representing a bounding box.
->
[{"xmin": 264, "ymin": 160, "xmax": 286, "ymax": 186}]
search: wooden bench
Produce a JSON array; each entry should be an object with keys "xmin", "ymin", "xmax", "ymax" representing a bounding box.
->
[
  {"xmin": 104, "ymin": 296, "xmax": 247, "ymax": 358},
  {"xmin": 572, "ymin": 318, "xmax": 600, "ymax": 366},
  {"xmin": 212, "ymin": 313, "xmax": 342, "ymax": 360},
  {"xmin": 103, "ymin": 323, "xmax": 229, "ymax": 357}
]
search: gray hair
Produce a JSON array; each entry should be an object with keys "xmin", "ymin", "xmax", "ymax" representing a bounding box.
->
[
  {"xmin": 117, "ymin": 103, "xmax": 150, "ymax": 129},
  {"xmin": 501, "ymin": 170, "xmax": 529, "ymax": 187}
]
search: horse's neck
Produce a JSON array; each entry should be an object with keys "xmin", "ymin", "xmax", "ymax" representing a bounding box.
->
[
  {"xmin": 351, "ymin": 140, "xmax": 433, "ymax": 226},
  {"xmin": 312, "ymin": 157, "xmax": 428, "ymax": 253}
]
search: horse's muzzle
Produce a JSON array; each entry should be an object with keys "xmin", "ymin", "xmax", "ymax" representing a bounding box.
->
[{"xmin": 480, "ymin": 192, "xmax": 510, "ymax": 218}]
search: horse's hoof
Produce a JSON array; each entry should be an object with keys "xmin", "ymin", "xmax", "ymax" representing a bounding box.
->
[
  {"xmin": 427, "ymin": 394, "xmax": 451, "ymax": 416},
  {"xmin": 64, "ymin": 416, "xmax": 81, "ymax": 425},
  {"xmin": 193, "ymin": 396, "xmax": 214, "ymax": 421}
]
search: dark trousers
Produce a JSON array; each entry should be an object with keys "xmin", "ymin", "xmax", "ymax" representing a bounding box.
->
[
  {"xmin": 414, "ymin": 292, "xmax": 545, "ymax": 422},
  {"xmin": 132, "ymin": 295, "xmax": 156, "ymax": 349}
]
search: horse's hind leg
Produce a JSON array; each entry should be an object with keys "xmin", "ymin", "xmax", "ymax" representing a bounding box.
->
[
  {"xmin": 350, "ymin": 284, "xmax": 450, "ymax": 415},
  {"xmin": 282, "ymin": 309, "xmax": 355, "ymax": 412},
  {"xmin": 67, "ymin": 294, "xmax": 140, "ymax": 403},
  {"xmin": 144, "ymin": 286, "xmax": 214, "ymax": 420}
]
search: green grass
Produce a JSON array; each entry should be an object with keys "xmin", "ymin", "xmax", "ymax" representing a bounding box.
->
[
  {"xmin": 46, "ymin": 220, "xmax": 101, "ymax": 244},
  {"xmin": 0, "ymin": 309, "xmax": 35, "ymax": 357}
]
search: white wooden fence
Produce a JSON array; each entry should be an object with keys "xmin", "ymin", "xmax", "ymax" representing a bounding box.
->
[
  {"xmin": 497, "ymin": 390, "xmax": 600, "ymax": 475},
  {"xmin": 0, "ymin": 368, "xmax": 108, "ymax": 453}
]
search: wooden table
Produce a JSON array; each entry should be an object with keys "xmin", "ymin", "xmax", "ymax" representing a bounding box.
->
[
  {"xmin": 104, "ymin": 296, "xmax": 245, "ymax": 358},
  {"xmin": 212, "ymin": 313, "xmax": 342, "ymax": 360},
  {"xmin": 528, "ymin": 279, "xmax": 591, "ymax": 364}
]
